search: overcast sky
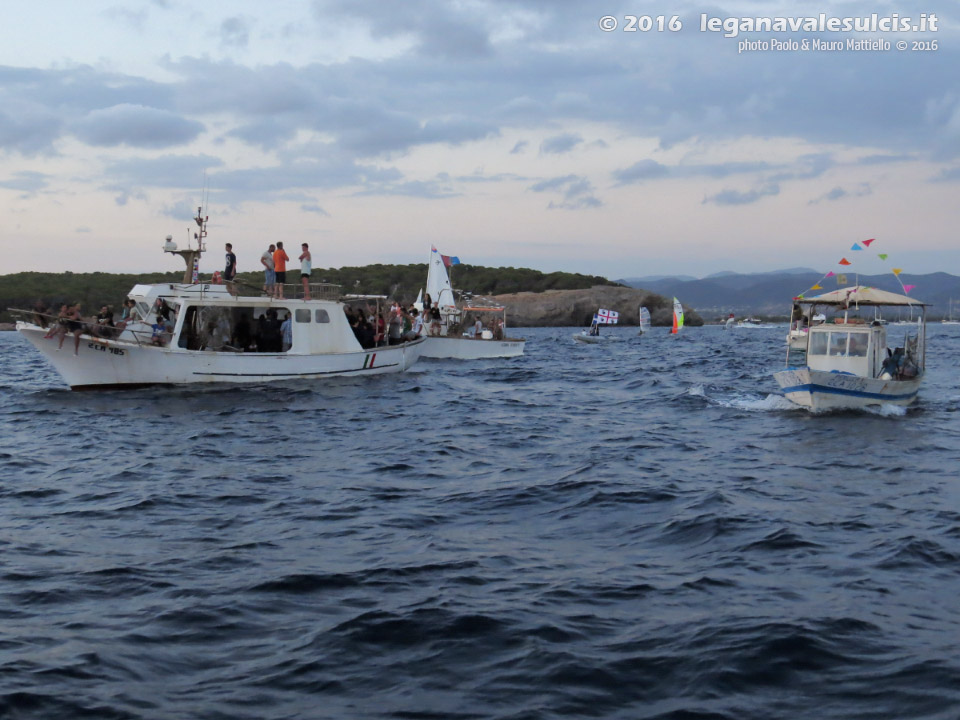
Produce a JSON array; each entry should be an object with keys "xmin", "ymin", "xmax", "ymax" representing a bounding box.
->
[{"xmin": 1, "ymin": 0, "xmax": 958, "ymax": 279}]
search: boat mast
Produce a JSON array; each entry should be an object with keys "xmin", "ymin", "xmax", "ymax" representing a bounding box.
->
[{"xmin": 164, "ymin": 206, "xmax": 208, "ymax": 284}]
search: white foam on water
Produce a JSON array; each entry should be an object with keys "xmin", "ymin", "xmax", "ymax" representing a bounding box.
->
[
  {"xmin": 685, "ymin": 385, "xmax": 798, "ymax": 412},
  {"xmin": 864, "ymin": 403, "xmax": 909, "ymax": 418}
]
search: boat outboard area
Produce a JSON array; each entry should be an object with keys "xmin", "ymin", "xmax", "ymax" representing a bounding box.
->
[{"xmin": 773, "ymin": 286, "xmax": 927, "ymax": 411}]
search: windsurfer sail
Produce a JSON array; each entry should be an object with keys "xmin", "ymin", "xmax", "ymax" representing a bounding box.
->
[
  {"xmin": 671, "ymin": 298, "xmax": 684, "ymax": 334},
  {"xmin": 638, "ymin": 306, "xmax": 651, "ymax": 333}
]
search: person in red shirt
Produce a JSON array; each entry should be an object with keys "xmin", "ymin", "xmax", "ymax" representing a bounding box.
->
[{"xmin": 273, "ymin": 241, "xmax": 290, "ymax": 298}]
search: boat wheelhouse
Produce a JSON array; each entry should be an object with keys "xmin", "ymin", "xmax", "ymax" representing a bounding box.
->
[{"xmin": 774, "ymin": 286, "xmax": 926, "ymax": 410}]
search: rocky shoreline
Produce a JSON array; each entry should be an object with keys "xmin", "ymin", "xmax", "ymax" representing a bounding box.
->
[{"xmin": 483, "ymin": 286, "xmax": 702, "ymax": 327}]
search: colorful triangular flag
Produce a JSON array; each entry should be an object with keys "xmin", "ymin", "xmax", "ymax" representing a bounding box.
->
[
  {"xmin": 825, "ymin": 271, "xmax": 835, "ymax": 278},
  {"xmin": 811, "ymin": 284, "xmax": 822, "ymax": 290},
  {"xmin": 892, "ymin": 268, "xmax": 902, "ymax": 275},
  {"xmin": 851, "ymin": 243, "xmax": 862, "ymax": 250},
  {"xmin": 903, "ymin": 284, "xmax": 915, "ymax": 293},
  {"xmin": 839, "ymin": 258, "xmax": 851, "ymax": 265},
  {"xmin": 878, "ymin": 253, "xmax": 888, "ymax": 260},
  {"xmin": 863, "ymin": 239, "xmax": 875, "ymax": 247}
]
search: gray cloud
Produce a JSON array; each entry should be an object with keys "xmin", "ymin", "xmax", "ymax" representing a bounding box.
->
[
  {"xmin": 314, "ymin": 0, "xmax": 493, "ymax": 59},
  {"xmin": 71, "ymin": 104, "xmax": 204, "ymax": 148},
  {"xmin": 105, "ymin": 154, "xmax": 226, "ymax": 188},
  {"xmin": 703, "ymin": 184, "xmax": 780, "ymax": 206},
  {"xmin": 221, "ymin": 17, "xmax": 250, "ymax": 48},
  {"xmin": 612, "ymin": 159, "xmax": 669, "ymax": 184},
  {"xmin": 930, "ymin": 166, "xmax": 960, "ymax": 182},
  {"xmin": 809, "ymin": 183, "xmax": 872, "ymax": 204},
  {"xmin": 530, "ymin": 174, "xmax": 601, "ymax": 209},
  {"xmin": 540, "ymin": 133, "xmax": 583, "ymax": 155},
  {"xmin": 0, "ymin": 170, "xmax": 50, "ymax": 193},
  {"xmin": 510, "ymin": 140, "xmax": 528, "ymax": 154}
]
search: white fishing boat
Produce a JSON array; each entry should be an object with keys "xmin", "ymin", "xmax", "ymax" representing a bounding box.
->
[
  {"xmin": 723, "ymin": 313, "xmax": 736, "ymax": 330},
  {"xmin": 670, "ymin": 298, "xmax": 684, "ymax": 334},
  {"xmin": 418, "ymin": 246, "xmax": 525, "ymax": 359},
  {"xmin": 13, "ymin": 211, "xmax": 425, "ymax": 389},
  {"xmin": 774, "ymin": 286, "xmax": 926, "ymax": 411}
]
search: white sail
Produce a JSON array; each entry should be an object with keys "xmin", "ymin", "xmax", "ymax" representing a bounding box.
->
[
  {"xmin": 671, "ymin": 298, "xmax": 684, "ymax": 334},
  {"xmin": 639, "ymin": 306, "xmax": 651, "ymax": 332},
  {"xmin": 426, "ymin": 247, "xmax": 457, "ymax": 311}
]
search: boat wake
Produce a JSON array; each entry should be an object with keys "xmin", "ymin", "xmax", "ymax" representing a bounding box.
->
[{"xmin": 685, "ymin": 385, "xmax": 798, "ymax": 412}]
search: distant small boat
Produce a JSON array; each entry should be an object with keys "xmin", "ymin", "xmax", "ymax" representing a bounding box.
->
[
  {"xmin": 573, "ymin": 331, "xmax": 602, "ymax": 344},
  {"xmin": 671, "ymin": 298, "xmax": 684, "ymax": 334},
  {"xmin": 737, "ymin": 317, "xmax": 776, "ymax": 329},
  {"xmin": 576, "ymin": 308, "xmax": 617, "ymax": 343},
  {"xmin": 724, "ymin": 313, "xmax": 735, "ymax": 329}
]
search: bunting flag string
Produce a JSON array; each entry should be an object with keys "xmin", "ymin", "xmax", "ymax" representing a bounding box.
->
[{"xmin": 794, "ymin": 237, "xmax": 916, "ymax": 300}]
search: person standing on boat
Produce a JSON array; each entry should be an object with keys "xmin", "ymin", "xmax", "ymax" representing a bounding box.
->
[
  {"xmin": 273, "ymin": 242, "xmax": 290, "ymax": 299},
  {"xmin": 224, "ymin": 243, "xmax": 237, "ymax": 295},
  {"xmin": 299, "ymin": 243, "xmax": 312, "ymax": 301},
  {"xmin": 280, "ymin": 312, "xmax": 293, "ymax": 352},
  {"xmin": 261, "ymin": 243, "xmax": 276, "ymax": 297}
]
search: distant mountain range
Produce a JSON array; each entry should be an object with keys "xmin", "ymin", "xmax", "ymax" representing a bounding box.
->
[{"xmin": 618, "ymin": 270, "xmax": 960, "ymax": 319}]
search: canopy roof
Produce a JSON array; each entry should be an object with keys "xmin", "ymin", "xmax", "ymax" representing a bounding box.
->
[
  {"xmin": 462, "ymin": 306, "xmax": 505, "ymax": 313},
  {"xmin": 798, "ymin": 285, "xmax": 926, "ymax": 307}
]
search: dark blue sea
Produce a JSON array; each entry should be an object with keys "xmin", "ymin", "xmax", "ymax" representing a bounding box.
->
[{"xmin": 2, "ymin": 325, "xmax": 960, "ymax": 720}]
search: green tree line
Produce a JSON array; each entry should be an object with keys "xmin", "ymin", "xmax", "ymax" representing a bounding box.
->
[{"xmin": 1, "ymin": 265, "xmax": 619, "ymax": 323}]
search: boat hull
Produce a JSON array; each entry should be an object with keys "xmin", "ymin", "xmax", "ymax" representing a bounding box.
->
[
  {"xmin": 420, "ymin": 336, "xmax": 524, "ymax": 359},
  {"xmin": 17, "ymin": 323, "xmax": 424, "ymax": 389},
  {"xmin": 774, "ymin": 367, "xmax": 922, "ymax": 410},
  {"xmin": 573, "ymin": 333, "xmax": 601, "ymax": 344}
]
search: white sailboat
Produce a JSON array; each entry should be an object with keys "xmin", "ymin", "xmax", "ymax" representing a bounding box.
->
[
  {"xmin": 774, "ymin": 286, "xmax": 927, "ymax": 411},
  {"xmin": 942, "ymin": 298, "xmax": 960, "ymax": 325},
  {"xmin": 418, "ymin": 246, "xmax": 525, "ymax": 359}
]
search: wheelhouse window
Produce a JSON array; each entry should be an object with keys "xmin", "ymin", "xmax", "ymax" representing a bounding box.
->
[
  {"xmin": 315, "ymin": 309, "xmax": 330, "ymax": 323},
  {"xmin": 178, "ymin": 305, "xmax": 290, "ymax": 353},
  {"xmin": 829, "ymin": 332, "xmax": 849, "ymax": 356},
  {"xmin": 809, "ymin": 332, "xmax": 828, "ymax": 355},
  {"xmin": 295, "ymin": 309, "xmax": 311, "ymax": 323},
  {"xmin": 848, "ymin": 333, "xmax": 869, "ymax": 357}
]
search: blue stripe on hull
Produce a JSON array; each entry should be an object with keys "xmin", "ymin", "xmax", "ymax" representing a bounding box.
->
[{"xmin": 780, "ymin": 383, "xmax": 918, "ymax": 402}]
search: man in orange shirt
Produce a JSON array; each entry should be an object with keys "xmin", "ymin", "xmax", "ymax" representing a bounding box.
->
[{"xmin": 273, "ymin": 241, "xmax": 290, "ymax": 298}]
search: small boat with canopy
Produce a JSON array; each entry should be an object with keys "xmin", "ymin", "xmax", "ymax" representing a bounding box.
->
[{"xmin": 774, "ymin": 286, "xmax": 926, "ymax": 410}]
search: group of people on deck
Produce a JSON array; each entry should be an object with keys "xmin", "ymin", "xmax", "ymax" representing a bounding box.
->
[
  {"xmin": 37, "ymin": 297, "xmax": 144, "ymax": 354},
  {"xmin": 252, "ymin": 242, "xmax": 312, "ymax": 300}
]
